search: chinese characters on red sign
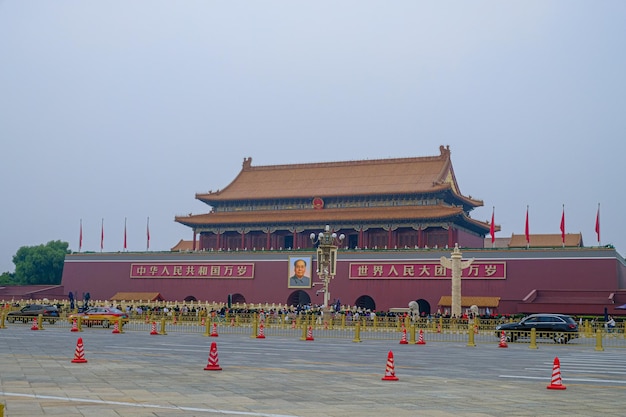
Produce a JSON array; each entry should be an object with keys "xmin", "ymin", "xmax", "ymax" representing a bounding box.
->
[
  {"xmin": 130, "ymin": 263, "xmax": 255, "ymax": 279},
  {"xmin": 349, "ymin": 262, "xmax": 506, "ymax": 279}
]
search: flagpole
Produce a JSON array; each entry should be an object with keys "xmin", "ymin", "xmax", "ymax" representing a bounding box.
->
[
  {"xmin": 560, "ymin": 204, "xmax": 565, "ymax": 248},
  {"xmin": 596, "ymin": 203, "xmax": 601, "ymax": 246},
  {"xmin": 525, "ymin": 205, "xmax": 530, "ymax": 249},
  {"xmin": 490, "ymin": 206, "xmax": 495, "ymax": 248},
  {"xmin": 79, "ymin": 219, "xmax": 83, "ymax": 253},
  {"xmin": 124, "ymin": 217, "xmax": 127, "ymax": 252},
  {"xmin": 100, "ymin": 218, "xmax": 104, "ymax": 253},
  {"xmin": 146, "ymin": 216, "xmax": 150, "ymax": 252}
]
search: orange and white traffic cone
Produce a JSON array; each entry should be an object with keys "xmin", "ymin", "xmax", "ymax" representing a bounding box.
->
[
  {"xmin": 498, "ymin": 331, "xmax": 508, "ymax": 348},
  {"xmin": 547, "ymin": 357, "xmax": 566, "ymax": 390},
  {"xmin": 291, "ymin": 319, "xmax": 296, "ymax": 329},
  {"xmin": 71, "ymin": 337, "xmax": 88, "ymax": 363},
  {"xmin": 437, "ymin": 323, "xmax": 442, "ymax": 333},
  {"xmin": 150, "ymin": 321, "xmax": 158, "ymax": 335},
  {"xmin": 305, "ymin": 325, "xmax": 314, "ymax": 341},
  {"xmin": 31, "ymin": 317, "xmax": 39, "ymax": 331},
  {"xmin": 381, "ymin": 350, "xmax": 399, "ymax": 381},
  {"xmin": 70, "ymin": 319, "xmax": 79, "ymax": 332},
  {"xmin": 204, "ymin": 341, "xmax": 222, "ymax": 371},
  {"xmin": 230, "ymin": 317, "xmax": 235, "ymax": 327},
  {"xmin": 201, "ymin": 317, "xmax": 206, "ymax": 326},
  {"xmin": 257, "ymin": 322, "xmax": 266, "ymax": 339},
  {"xmin": 210, "ymin": 322, "xmax": 219, "ymax": 337},
  {"xmin": 172, "ymin": 315, "xmax": 177, "ymax": 325},
  {"xmin": 112, "ymin": 321, "xmax": 120, "ymax": 334},
  {"xmin": 417, "ymin": 329, "xmax": 426, "ymax": 345},
  {"xmin": 399, "ymin": 327, "xmax": 408, "ymax": 344}
]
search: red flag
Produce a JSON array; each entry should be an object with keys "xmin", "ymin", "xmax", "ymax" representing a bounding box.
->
[
  {"xmin": 146, "ymin": 217, "xmax": 150, "ymax": 250},
  {"xmin": 100, "ymin": 218, "xmax": 104, "ymax": 251},
  {"xmin": 560, "ymin": 206, "xmax": 565, "ymax": 244},
  {"xmin": 524, "ymin": 206, "xmax": 530, "ymax": 243},
  {"xmin": 123, "ymin": 218, "xmax": 127, "ymax": 250},
  {"xmin": 595, "ymin": 204, "xmax": 600, "ymax": 243},
  {"xmin": 79, "ymin": 219, "xmax": 83, "ymax": 252},
  {"xmin": 490, "ymin": 207, "xmax": 495, "ymax": 244}
]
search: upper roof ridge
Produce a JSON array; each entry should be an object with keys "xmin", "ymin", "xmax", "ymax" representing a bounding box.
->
[{"xmin": 242, "ymin": 145, "xmax": 450, "ymax": 172}]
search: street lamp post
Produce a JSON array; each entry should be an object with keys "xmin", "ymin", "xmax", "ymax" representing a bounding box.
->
[{"xmin": 310, "ymin": 225, "xmax": 345, "ymax": 308}]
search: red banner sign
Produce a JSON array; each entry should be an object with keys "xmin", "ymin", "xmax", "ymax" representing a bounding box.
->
[
  {"xmin": 349, "ymin": 261, "xmax": 506, "ymax": 279},
  {"xmin": 130, "ymin": 263, "xmax": 255, "ymax": 279}
]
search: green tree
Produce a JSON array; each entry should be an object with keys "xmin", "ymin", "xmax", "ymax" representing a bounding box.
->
[
  {"xmin": 12, "ymin": 240, "xmax": 69, "ymax": 285},
  {"xmin": 0, "ymin": 271, "xmax": 16, "ymax": 285}
]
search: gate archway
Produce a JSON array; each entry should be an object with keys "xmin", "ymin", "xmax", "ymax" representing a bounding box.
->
[
  {"xmin": 354, "ymin": 295, "xmax": 376, "ymax": 311},
  {"xmin": 287, "ymin": 290, "xmax": 311, "ymax": 307},
  {"xmin": 231, "ymin": 293, "xmax": 246, "ymax": 305},
  {"xmin": 416, "ymin": 298, "xmax": 431, "ymax": 316}
]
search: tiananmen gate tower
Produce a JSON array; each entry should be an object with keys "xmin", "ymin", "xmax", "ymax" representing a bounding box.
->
[{"xmin": 61, "ymin": 146, "xmax": 626, "ymax": 315}]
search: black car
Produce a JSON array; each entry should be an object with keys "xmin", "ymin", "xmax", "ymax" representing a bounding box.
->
[
  {"xmin": 495, "ymin": 313, "xmax": 578, "ymax": 344},
  {"xmin": 6, "ymin": 304, "xmax": 60, "ymax": 324}
]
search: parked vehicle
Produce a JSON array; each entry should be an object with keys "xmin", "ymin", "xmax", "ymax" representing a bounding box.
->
[
  {"xmin": 6, "ymin": 304, "xmax": 60, "ymax": 324},
  {"xmin": 495, "ymin": 313, "xmax": 578, "ymax": 344},
  {"xmin": 68, "ymin": 307, "xmax": 129, "ymax": 328}
]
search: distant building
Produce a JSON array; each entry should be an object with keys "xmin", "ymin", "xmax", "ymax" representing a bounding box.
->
[{"xmin": 0, "ymin": 285, "xmax": 65, "ymax": 302}]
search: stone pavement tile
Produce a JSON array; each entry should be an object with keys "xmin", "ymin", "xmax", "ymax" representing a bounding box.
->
[
  {"xmin": 75, "ymin": 407, "xmax": 140, "ymax": 417},
  {"xmin": 41, "ymin": 404, "xmax": 91, "ymax": 416},
  {"xmin": 2, "ymin": 399, "xmax": 44, "ymax": 416}
]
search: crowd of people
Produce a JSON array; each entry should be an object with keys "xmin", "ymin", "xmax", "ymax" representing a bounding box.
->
[{"xmin": 106, "ymin": 302, "xmax": 516, "ymax": 324}]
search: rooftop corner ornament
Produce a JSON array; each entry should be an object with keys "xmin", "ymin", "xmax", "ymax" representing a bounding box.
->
[{"xmin": 440, "ymin": 243, "xmax": 474, "ymax": 318}]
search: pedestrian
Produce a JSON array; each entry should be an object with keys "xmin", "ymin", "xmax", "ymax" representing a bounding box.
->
[{"xmin": 606, "ymin": 315, "xmax": 616, "ymax": 333}]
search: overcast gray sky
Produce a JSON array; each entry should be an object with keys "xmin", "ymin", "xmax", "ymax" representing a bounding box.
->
[{"xmin": 1, "ymin": 1, "xmax": 625, "ymax": 273}]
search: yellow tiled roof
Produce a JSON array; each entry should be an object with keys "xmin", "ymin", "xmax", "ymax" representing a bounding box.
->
[
  {"xmin": 171, "ymin": 239, "xmax": 195, "ymax": 251},
  {"xmin": 508, "ymin": 233, "xmax": 582, "ymax": 248},
  {"xmin": 437, "ymin": 296, "xmax": 501, "ymax": 308},
  {"xmin": 176, "ymin": 205, "xmax": 466, "ymax": 227},
  {"xmin": 109, "ymin": 292, "xmax": 164, "ymax": 301},
  {"xmin": 195, "ymin": 146, "xmax": 482, "ymax": 205}
]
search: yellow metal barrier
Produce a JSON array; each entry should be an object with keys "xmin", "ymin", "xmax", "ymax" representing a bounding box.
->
[
  {"xmin": 466, "ymin": 327, "xmax": 475, "ymax": 347},
  {"xmin": 300, "ymin": 324, "xmax": 307, "ymax": 341},
  {"xmin": 6, "ymin": 308, "xmax": 624, "ymax": 347},
  {"xmin": 352, "ymin": 322, "xmax": 361, "ymax": 343},
  {"xmin": 0, "ymin": 311, "xmax": 5, "ymax": 329},
  {"xmin": 251, "ymin": 317, "xmax": 259, "ymax": 338},
  {"xmin": 113, "ymin": 317, "xmax": 124, "ymax": 333},
  {"xmin": 409, "ymin": 325, "xmax": 416, "ymax": 344},
  {"xmin": 203, "ymin": 319, "xmax": 211, "ymax": 336},
  {"xmin": 595, "ymin": 329, "xmax": 604, "ymax": 351},
  {"xmin": 37, "ymin": 313, "xmax": 44, "ymax": 330},
  {"xmin": 529, "ymin": 328, "xmax": 538, "ymax": 349}
]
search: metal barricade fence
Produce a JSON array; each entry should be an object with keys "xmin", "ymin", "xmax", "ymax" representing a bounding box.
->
[{"xmin": 1, "ymin": 310, "xmax": 625, "ymax": 348}]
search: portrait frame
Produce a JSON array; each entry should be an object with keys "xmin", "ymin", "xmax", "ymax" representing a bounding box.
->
[{"xmin": 288, "ymin": 256, "xmax": 312, "ymax": 288}]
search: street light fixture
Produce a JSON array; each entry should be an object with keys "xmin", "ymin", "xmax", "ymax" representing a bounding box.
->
[{"xmin": 310, "ymin": 225, "xmax": 345, "ymax": 308}]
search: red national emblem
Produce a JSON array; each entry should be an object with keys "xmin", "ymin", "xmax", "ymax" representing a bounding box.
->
[{"xmin": 312, "ymin": 197, "xmax": 324, "ymax": 210}]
